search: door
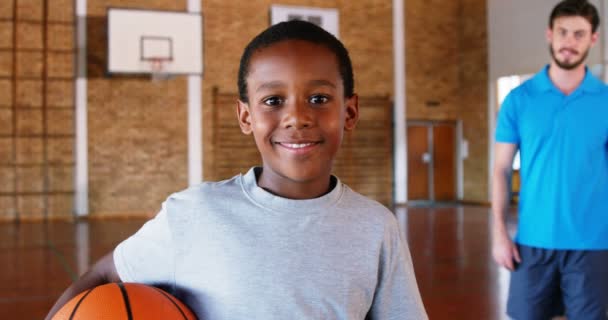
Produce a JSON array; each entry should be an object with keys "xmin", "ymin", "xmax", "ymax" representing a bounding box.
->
[
  {"xmin": 407, "ymin": 122, "xmax": 457, "ymax": 201},
  {"xmin": 407, "ymin": 125, "xmax": 430, "ymax": 200},
  {"xmin": 432, "ymin": 124, "xmax": 456, "ymax": 201}
]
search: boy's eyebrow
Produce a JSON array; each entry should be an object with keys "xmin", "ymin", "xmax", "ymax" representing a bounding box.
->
[
  {"xmin": 255, "ymin": 80, "xmax": 336, "ymax": 92},
  {"xmin": 308, "ymin": 79, "xmax": 336, "ymax": 88},
  {"xmin": 256, "ymin": 81, "xmax": 285, "ymax": 93}
]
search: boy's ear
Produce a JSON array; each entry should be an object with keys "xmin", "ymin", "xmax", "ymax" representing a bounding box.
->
[
  {"xmin": 237, "ymin": 100, "xmax": 253, "ymax": 135},
  {"xmin": 344, "ymin": 94, "xmax": 359, "ymax": 132}
]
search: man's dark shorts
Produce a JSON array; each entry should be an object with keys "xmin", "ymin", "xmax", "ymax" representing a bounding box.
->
[{"xmin": 507, "ymin": 244, "xmax": 608, "ymax": 320}]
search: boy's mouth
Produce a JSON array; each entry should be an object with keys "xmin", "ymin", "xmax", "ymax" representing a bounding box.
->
[
  {"xmin": 274, "ymin": 140, "xmax": 322, "ymax": 153},
  {"xmin": 279, "ymin": 142, "xmax": 318, "ymax": 149}
]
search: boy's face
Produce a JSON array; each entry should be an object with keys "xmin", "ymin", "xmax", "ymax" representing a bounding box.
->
[
  {"xmin": 547, "ymin": 15, "xmax": 598, "ymax": 70},
  {"xmin": 237, "ymin": 40, "xmax": 358, "ymax": 199}
]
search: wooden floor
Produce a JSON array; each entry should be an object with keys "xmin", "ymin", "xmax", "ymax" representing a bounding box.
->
[
  {"xmin": 398, "ymin": 205, "xmax": 514, "ymax": 320},
  {"xmin": 0, "ymin": 205, "xmax": 516, "ymax": 319}
]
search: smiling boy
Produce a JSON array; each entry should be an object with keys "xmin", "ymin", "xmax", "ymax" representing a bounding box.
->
[
  {"xmin": 47, "ymin": 20, "xmax": 428, "ymax": 320},
  {"xmin": 236, "ymin": 38, "xmax": 356, "ymax": 200}
]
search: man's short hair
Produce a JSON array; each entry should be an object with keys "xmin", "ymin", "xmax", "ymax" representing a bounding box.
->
[{"xmin": 549, "ymin": 0, "xmax": 600, "ymax": 33}]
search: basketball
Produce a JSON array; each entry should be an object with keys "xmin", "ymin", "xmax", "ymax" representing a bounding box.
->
[{"xmin": 51, "ymin": 283, "xmax": 197, "ymax": 320}]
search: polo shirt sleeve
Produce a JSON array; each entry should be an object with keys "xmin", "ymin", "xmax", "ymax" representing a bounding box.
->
[
  {"xmin": 113, "ymin": 200, "xmax": 175, "ymax": 288},
  {"xmin": 495, "ymin": 92, "xmax": 520, "ymax": 144}
]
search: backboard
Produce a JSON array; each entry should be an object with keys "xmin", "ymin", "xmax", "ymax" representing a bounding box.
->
[{"xmin": 107, "ymin": 8, "xmax": 203, "ymax": 76}]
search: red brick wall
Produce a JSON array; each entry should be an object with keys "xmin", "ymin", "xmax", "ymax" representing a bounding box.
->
[
  {"xmin": 0, "ymin": 0, "xmax": 75, "ymax": 221},
  {"xmin": 406, "ymin": 0, "xmax": 488, "ymax": 201},
  {"xmin": 0, "ymin": 0, "xmax": 489, "ymax": 220}
]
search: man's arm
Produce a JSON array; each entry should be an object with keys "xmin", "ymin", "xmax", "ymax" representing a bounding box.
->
[
  {"xmin": 491, "ymin": 142, "xmax": 521, "ymax": 271},
  {"xmin": 45, "ymin": 251, "xmax": 121, "ymax": 320}
]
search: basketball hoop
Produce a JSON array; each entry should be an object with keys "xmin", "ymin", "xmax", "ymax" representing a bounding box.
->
[
  {"xmin": 148, "ymin": 58, "xmax": 172, "ymax": 81},
  {"xmin": 107, "ymin": 10, "xmax": 202, "ymax": 77}
]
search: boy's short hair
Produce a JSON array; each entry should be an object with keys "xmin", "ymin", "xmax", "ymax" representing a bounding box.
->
[
  {"xmin": 549, "ymin": 0, "xmax": 600, "ymax": 33},
  {"xmin": 237, "ymin": 20, "xmax": 354, "ymax": 102}
]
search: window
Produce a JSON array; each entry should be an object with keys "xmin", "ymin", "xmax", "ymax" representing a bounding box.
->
[{"xmin": 496, "ymin": 74, "xmax": 532, "ymax": 170}]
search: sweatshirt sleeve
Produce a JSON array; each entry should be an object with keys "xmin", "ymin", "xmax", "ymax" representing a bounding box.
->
[
  {"xmin": 367, "ymin": 218, "xmax": 428, "ymax": 320},
  {"xmin": 113, "ymin": 200, "xmax": 175, "ymax": 289}
]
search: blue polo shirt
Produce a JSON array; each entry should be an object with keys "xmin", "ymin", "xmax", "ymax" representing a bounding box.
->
[{"xmin": 496, "ymin": 65, "xmax": 608, "ymax": 249}]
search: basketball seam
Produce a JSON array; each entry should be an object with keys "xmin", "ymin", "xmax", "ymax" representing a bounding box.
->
[
  {"xmin": 151, "ymin": 287, "xmax": 189, "ymax": 320},
  {"xmin": 117, "ymin": 283, "xmax": 134, "ymax": 320},
  {"xmin": 68, "ymin": 287, "xmax": 94, "ymax": 320}
]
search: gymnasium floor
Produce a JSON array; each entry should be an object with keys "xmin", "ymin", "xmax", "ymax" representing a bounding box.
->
[{"xmin": 0, "ymin": 205, "xmax": 515, "ymax": 319}]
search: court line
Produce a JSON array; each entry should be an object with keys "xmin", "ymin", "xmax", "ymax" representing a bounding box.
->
[{"xmin": 46, "ymin": 239, "xmax": 79, "ymax": 282}]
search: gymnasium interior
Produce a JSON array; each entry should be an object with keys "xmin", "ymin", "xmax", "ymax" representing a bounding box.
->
[{"xmin": 1, "ymin": 0, "xmax": 605, "ymax": 319}]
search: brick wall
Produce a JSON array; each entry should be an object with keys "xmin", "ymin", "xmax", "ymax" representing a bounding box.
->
[
  {"xmin": 0, "ymin": 0, "xmax": 489, "ymax": 220},
  {"xmin": 406, "ymin": 0, "xmax": 488, "ymax": 202},
  {"xmin": 460, "ymin": 0, "xmax": 488, "ymax": 201},
  {"xmin": 0, "ymin": 0, "xmax": 75, "ymax": 221},
  {"xmin": 86, "ymin": 0, "xmax": 395, "ymax": 216},
  {"xmin": 86, "ymin": 1, "xmax": 189, "ymax": 217}
]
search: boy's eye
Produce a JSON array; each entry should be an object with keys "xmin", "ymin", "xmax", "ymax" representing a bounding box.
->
[
  {"xmin": 309, "ymin": 95, "xmax": 329, "ymax": 105},
  {"xmin": 263, "ymin": 96, "xmax": 283, "ymax": 106}
]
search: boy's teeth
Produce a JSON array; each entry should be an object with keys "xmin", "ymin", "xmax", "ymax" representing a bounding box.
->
[{"xmin": 284, "ymin": 142, "xmax": 314, "ymax": 148}]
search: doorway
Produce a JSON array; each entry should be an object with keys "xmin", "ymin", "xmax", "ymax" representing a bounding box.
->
[{"xmin": 407, "ymin": 121, "xmax": 459, "ymax": 201}]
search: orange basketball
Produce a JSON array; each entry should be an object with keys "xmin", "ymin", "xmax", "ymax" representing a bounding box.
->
[{"xmin": 52, "ymin": 282, "xmax": 197, "ymax": 320}]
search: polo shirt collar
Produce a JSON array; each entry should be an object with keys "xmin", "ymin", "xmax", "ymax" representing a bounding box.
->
[{"xmin": 531, "ymin": 64, "xmax": 603, "ymax": 94}]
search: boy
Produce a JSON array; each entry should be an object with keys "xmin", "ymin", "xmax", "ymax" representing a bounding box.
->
[{"xmin": 47, "ymin": 20, "xmax": 428, "ymax": 320}]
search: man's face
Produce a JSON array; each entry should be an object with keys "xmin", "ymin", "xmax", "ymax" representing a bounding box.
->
[
  {"xmin": 237, "ymin": 40, "xmax": 358, "ymax": 198},
  {"xmin": 547, "ymin": 15, "xmax": 598, "ymax": 70}
]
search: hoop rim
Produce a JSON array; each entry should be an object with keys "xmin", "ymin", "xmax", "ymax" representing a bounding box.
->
[
  {"xmin": 146, "ymin": 58, "xmax": 173, "ymax": 81},
  {"xmin": 141, "ymin": 56, "xmax": 173, "ymax": 62},
  {"xmin": 146, "ymin": 58, "xmax": 171, "ymax": 73}
]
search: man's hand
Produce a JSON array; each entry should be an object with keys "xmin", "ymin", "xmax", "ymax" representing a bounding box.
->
[
  {"xmin": 491, "ymin": 143, "xmax": 520, "ymax": 271},
  {"xmin": 492, "ymin": 226, "xmax": 521, "ymax": 271}
]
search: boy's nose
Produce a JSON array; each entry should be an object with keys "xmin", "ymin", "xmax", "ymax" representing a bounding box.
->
[{"xmin": 282, "ymin": 100, "xmax": 313, "ymax": 129}]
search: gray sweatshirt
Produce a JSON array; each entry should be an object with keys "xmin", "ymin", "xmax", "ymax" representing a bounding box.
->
[{"xmin": 114, "ymin": 167, "xmax": 428, "ymax": 319}]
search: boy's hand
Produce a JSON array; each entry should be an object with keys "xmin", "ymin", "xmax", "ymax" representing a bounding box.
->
[
  {"xmin": 492, "ymin": 227, "xmax": 521, "ymax": 271},
  {"xmin": 45, "ymin": 252, "xmax": 120, "ymax": 320}
]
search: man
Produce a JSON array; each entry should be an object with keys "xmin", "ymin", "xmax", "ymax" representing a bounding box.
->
[{"xmin": 492, "ymin": 0, "xmax": 608, "ymax": 319}]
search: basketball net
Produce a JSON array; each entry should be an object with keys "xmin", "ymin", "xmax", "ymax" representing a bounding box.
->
[{"xmin": 149, "ymin": 58, "xmax": 172, "ymax": 82}]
